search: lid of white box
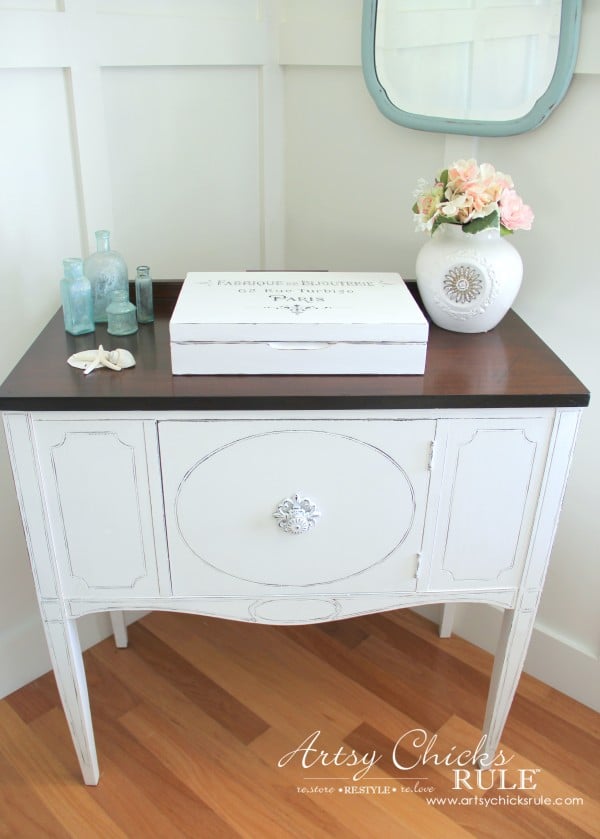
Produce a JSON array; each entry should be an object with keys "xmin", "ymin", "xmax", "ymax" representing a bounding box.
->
[{"xmin": 170, "ymin": 272, "xmax": 428, "ymax": 342}]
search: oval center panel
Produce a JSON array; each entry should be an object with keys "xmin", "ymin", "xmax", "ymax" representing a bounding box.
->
[{"xmin": 175, "ymin": 430, "xmax": 416, "ymax": 586}]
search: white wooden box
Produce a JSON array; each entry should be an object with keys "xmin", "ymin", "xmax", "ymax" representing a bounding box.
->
[{"xmin": 169, "ymin": 271, "xmax": 429, "ymax": 375}]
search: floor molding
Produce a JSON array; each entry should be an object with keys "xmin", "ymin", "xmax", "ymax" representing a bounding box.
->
[{"xmin": 416, "ymin": 604, "xmax": 599, "ymax": 712}]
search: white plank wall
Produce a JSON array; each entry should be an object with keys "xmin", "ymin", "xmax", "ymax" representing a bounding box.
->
[
  {"xmin": 0, "ymin": 0, "xmax": 280, "ymax": 267},
  {"xmin": 0, "ymin": 0, "xmax": 598, "ymax": 709}
]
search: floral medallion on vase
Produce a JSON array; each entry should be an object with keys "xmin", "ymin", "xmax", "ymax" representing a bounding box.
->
[{"xmin": 412, "ymin": 159, "xmax": 534, "ymax": 333}]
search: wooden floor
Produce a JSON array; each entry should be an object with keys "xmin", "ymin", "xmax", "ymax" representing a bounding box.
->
[{"xmin": 1, "ymin": 609, "xmax": 598, "ymax": 838}]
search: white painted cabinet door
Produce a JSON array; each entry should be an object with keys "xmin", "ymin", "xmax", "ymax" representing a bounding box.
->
[
  {"xmin": 426, "ymin": 416, "xmax": 553, "ymax": 591},
  {"xmin": 33, "ymin": 420, "xmax": 162, "ymax": 599},
  {"xmin": 158, "ymin": 419, "xmax": 435, "ymax": 597}
]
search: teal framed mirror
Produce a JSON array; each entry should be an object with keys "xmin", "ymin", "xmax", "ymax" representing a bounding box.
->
[{"xmin": 362, "ymin": 0, "xmax": 582, "ymax": 136}]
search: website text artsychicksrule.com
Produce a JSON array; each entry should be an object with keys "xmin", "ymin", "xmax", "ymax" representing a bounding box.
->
[
  {"xmin": 295, "ymin": 786, "xmax": 585, "ymax": 809},
  {"xmin": 425, "ymin": 794, "xmax": 585, "ymax": 808}
]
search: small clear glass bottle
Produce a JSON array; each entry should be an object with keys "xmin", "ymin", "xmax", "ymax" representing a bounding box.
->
[
  {"xmin": 135, "ymin": 265, "xmax": 154, "ymax": 323},
  {"xmin": 84, "ymin": 230, "xmax": 128, "ymax": 323},
  {"xmin": 106, "ymin": 289, "xmax": 138, "ymax": 336},
  {"xmin": 60, "ymin": 258, "xmax": 95, "ymax": 335}
]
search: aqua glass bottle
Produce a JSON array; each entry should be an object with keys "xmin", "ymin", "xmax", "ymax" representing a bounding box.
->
[
  {"xmin": 106, "ymin": 289, "xmax": 138, "ymax": 336},
  {"xmin": 135, "ymin": 265, "xmax": 154, "ymax": 323},
  {"xmin": 60, "ymin": 258, "xmax": 94, "ymax": 335},
  {"xmin": 84, "ymin": 230, "xmax": 128, "ymax": 323}
]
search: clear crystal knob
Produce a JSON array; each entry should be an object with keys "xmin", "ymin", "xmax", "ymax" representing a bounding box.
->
[{"xmin": 273, "ymin": 494, "xmax": 320, "ymax": 535}]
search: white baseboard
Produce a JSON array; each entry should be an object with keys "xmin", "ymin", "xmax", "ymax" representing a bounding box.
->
[
  {"xmin": 415, "ymin": 604, "xmax": 600, "ymax": 712},
  {"xmin": 0, "ymin": 609, "xmax": 145, "ymax": 700}
]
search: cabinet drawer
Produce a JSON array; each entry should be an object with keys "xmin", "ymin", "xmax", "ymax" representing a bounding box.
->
[{"xmin": 158, "ymin": 419, "xmax": 435, "ymax": 596}]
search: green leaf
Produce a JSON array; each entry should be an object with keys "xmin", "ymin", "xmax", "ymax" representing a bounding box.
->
[
  {"xmin": 431, "ymin": 215, "xmax": 459, "ymax": 235},
  {"xmin": 431, "ymin": 216, "xmax": 445, "ymax": 235},
  {"xmin": 500, "ymin": 225, "xmax": 513, "ymax": 236},
  {"xmin": 462, "ymin": 210, "xmax": 499, "ymax": 235},
  {"xmin": 412, "ymin": 201, "xmax": 419, "ymax": 214},
  {"xmin": 439, "ymin": 169, "xmax": 449, "ymax": 188}
]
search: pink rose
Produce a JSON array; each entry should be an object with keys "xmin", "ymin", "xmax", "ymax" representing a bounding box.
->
[{"xmin": 499, "ymin": 189, "xmax": 534, "ymax": 231}]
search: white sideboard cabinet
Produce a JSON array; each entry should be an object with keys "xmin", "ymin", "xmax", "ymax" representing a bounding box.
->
[{"xmin": 0, "ymin": 282, "xmax": 589, "ymax": 785}]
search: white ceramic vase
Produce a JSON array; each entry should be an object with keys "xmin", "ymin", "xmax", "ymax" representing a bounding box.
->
[{"xmin": 415, "ymin": 224, "xmax": 523, "ymax": 333}]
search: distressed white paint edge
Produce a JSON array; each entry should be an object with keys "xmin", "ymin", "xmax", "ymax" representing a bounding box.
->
[
  {"xmin": 417, "ymin": 604, "xmax": 599, "ymax": 712},
  {"xmin": 0, "ymin": 609, "xmax": 146, "ymax": 700},
  {"xmin": 3, "ymin": 603, "xmax": 596, "ymax": 710}
]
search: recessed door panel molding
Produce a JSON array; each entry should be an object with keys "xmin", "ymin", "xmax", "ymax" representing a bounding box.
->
[
  {"xmin": 428, "ymin": 417, "xmax": 552, "ymax": 590},
  {"xmin": 33, "ymin": 420, "xmax": 161, "ymax": 597}
]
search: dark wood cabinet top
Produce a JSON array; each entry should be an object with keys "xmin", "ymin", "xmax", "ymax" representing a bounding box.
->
[{"xmin": 0, "ymin": 282, "xmax": 589, "ymax": 411}]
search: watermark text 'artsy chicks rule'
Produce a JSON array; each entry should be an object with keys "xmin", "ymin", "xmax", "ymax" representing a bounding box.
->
[{"xmin": 277, "ymin": 728, "xmax": 542, "ymax": 792}]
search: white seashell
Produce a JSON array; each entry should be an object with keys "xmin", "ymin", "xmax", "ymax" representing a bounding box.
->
[
  {"xmin": 106, "ymin": 349, "xmax": 136, "ymax": 369},
  {"xmin": 67, "ymin": 345, "xmax": 136, "ymax": 375}
]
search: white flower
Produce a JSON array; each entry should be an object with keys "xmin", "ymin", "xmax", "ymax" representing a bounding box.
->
[
  {"xmin": 412, "ymin": 177, "xmax": 431, "ymax": 199},
  {"xmin": 440, "ymin": 193, "xmax": 470, "ymax": 218},
  {"xmin": 413, "ymin": 212, "xmax": 435, "ymax": 232}
]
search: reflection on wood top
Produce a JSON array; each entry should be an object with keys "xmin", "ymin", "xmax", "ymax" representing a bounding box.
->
[{"xmin": 0, "ymin": 282, "xmax": 589, "ymax": 411}]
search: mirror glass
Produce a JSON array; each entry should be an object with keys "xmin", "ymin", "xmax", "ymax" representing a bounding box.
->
[{"xmin": 362, "ymin": 0, "xmax": 582, "ymax": 135}]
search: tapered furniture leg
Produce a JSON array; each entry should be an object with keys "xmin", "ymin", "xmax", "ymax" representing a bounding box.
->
[
  {"xmin": 439, "ymin": 604, "xmax": 456, "ymax": 638},
  {"xmin": 42, "ymin": 617, "xmax": 100, "ymax": 785},
  {"xmin": 109, "ymin": 610, "xmax": 128, "ymax": 648},
  {"xmin": 479, "ymin": 604, "xmax": 538, "ymax": 767}
]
